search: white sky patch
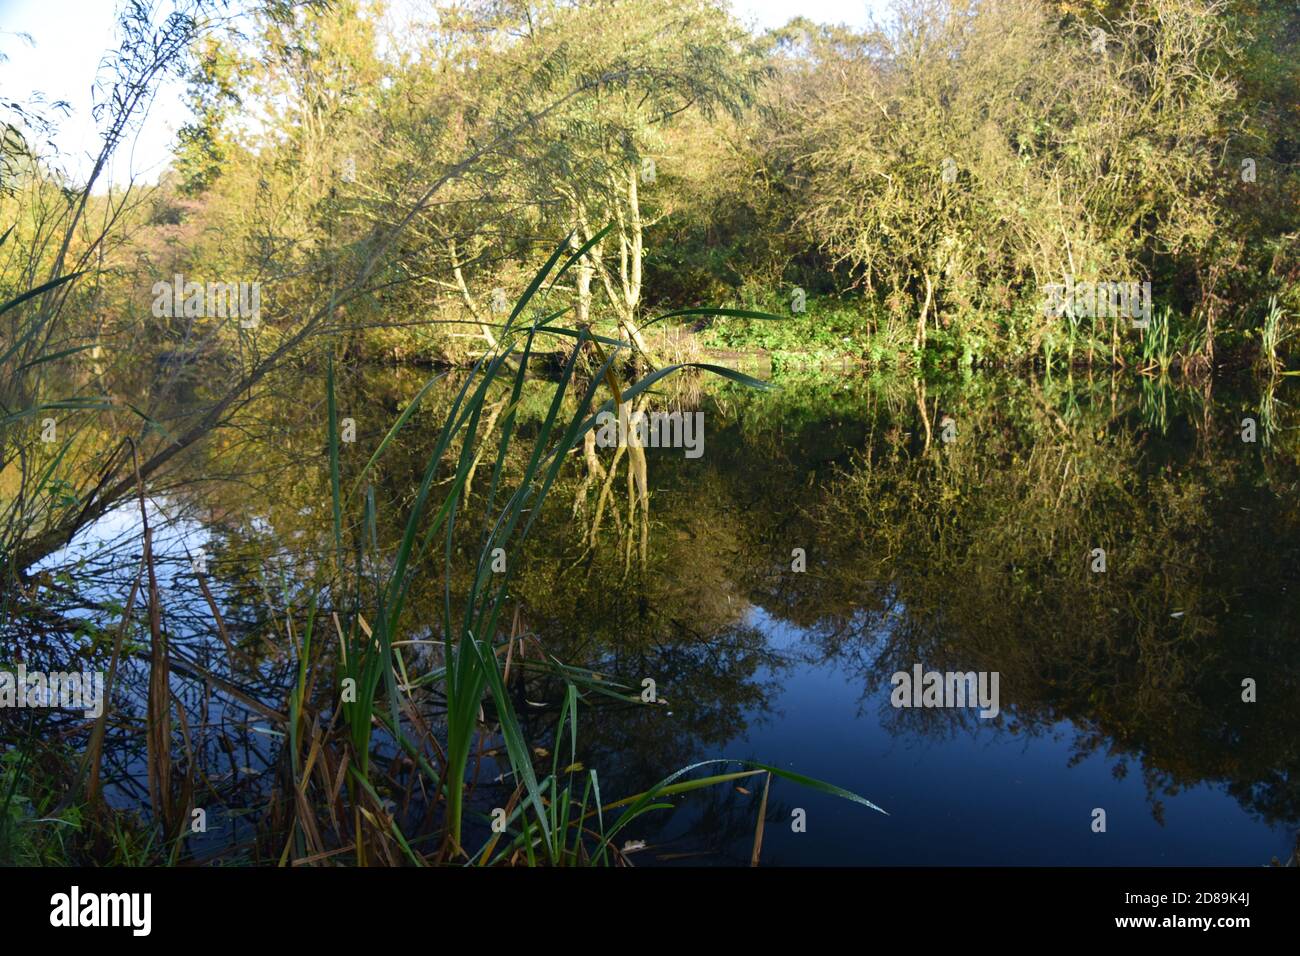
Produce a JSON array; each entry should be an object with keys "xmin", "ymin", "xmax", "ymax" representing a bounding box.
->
[{"xmin": 0, "ymin": 0, "xmax": 190, "ymax": 186}]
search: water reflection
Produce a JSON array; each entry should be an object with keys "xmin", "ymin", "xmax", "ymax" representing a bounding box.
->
[{"xmin": 6, "ymin": 364, "xmax": 1299, "ymax": 864}]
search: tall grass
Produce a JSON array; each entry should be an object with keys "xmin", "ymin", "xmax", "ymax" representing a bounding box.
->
[
  {"xmin": 1137, "ymin": 307, "xmax": 1172, "ymax": 374},
  {"xmin": 309, "ymin": 231, "xmax": 886, "ymax": 864},
  {"xmin": 0, "ymin": 249, "xmax": 109, "ymax": 579},
  {"xmin": 1, "ymin": 223, "xmax": 885, "ymax": 865},
  {"xmin": 1259, "ymin": 296, "xmax": 1294, "ymax": 376}
]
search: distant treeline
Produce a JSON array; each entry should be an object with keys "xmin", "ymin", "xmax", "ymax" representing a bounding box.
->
[{"xmin": 3, "ymin": 0, "xmax": 1298, "ymax": 366}]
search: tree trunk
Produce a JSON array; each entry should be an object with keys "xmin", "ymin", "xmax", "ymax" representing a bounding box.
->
[{"xmin": 915, "ymin": 272, "xmax": 934, "ymax": 352}]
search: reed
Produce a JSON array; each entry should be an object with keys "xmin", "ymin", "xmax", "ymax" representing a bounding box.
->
[
  {"xmin": 1259, "ymin": 296, "xmax": 1294, "ymax": 376},
  {"xmin": 316, "ymin": 231, "xmax": 885, "ymax": 863}
]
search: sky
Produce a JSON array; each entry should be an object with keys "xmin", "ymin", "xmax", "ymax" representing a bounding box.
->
[{"xmin": 0, "ymin": 0, "xmax": 890, "ymax": 186}]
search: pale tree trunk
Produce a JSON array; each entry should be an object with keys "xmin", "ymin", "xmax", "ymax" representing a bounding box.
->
[
  {"xmin": 596, "ymin": 165, "xmax": 653, "ymax": 355},
  {"xmin": 448, "ymin": 239, "xmax": 497, "ymax": 350},
  {"xmin": 569, "ymin": 225, "xmax": 594, "ymax": 326},
  {"xmin": 915, "ymin": 271, "xmax": 934, "ymax": 352},
  {"xmin": 915, "ymin": 377, "xmax": 932, "ymax": 454}
]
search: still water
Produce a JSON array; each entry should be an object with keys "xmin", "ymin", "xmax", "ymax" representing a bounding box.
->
[{"xmin": 24, "ymin": 366, "xmax": 1300, "ymax": 865}]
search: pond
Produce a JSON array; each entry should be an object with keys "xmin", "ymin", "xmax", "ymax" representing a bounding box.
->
[{"xmin": 12, "ymin": 363, "xmax": 1300, "ymax": 865}]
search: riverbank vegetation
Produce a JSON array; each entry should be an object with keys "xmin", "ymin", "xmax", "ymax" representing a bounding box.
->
[
  {"xmin": 6, "ymin": 0, "xmax": 1299, "ymax": 373},
  {"xmin": 2, "ymin": 0, "xmax": 1298, "ymax": 866}
]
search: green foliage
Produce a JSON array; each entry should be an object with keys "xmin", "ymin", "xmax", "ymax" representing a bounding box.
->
[
  {"xmin": 3, "ymin": 0, "xmax": 1300, "ymax": 868},
  {"xmin": 0, "ymin": 747, "xmax": 80, "ymax": 866},
  {"xmin": 700, "ymin": 289, "xmax": 872, "ymax": 355},
  {"xmin": 314, "ymin": 235, "xmax": 878, "ymax": 863}
]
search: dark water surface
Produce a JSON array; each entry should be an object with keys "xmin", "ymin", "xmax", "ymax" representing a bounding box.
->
[{"xmin": 21, "ymin": 366, "xmax": 1300, "ymax": 865}]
